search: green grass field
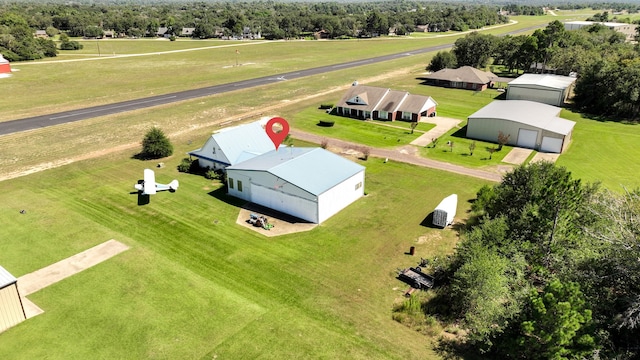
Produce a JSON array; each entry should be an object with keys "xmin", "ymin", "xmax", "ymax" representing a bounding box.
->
[
  {"xmin": 2, "ymin": 10, "xmax": 640, "ymax": 358},
  {"xmin": 0, "ymin": 141, "xmax": 490, "ymax": 359}
]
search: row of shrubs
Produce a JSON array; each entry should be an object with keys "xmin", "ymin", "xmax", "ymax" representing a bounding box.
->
[{"xmin": 177, "ymin": 158, "xmax": 224, "ymax": 181}]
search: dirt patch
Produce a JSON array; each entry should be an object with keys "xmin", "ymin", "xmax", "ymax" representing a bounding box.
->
[{"xmin": 236, "ymin": 203, "xmax": 317, "ymax": 237}]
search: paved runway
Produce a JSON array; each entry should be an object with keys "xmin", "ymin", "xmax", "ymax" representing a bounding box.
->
[{"xmin": 0, "ymin": 25, "xmax": 541, "ymax": 136}]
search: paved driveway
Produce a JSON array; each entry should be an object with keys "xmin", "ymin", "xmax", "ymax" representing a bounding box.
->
[{"xmin": 411, "ymin": 117, "xmax": 462, "ymax": 147}]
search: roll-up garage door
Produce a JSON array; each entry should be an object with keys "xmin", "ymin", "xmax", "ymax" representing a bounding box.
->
[
  {"xmin": 540, "ymin": 136, "xmax": 563, "ymax": 153},
  {"xmin": 251, "ymin": 184, "xmax": 317, "ymax": 223},
  {"xmin": 517, "ymin": 128, "xmax": 538, "ymax": 149}
]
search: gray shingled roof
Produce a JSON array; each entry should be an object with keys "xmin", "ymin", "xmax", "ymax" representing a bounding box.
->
[
  {"xmin": 426, "ymin": 66, "xmax": 497, "ymax": 84},
  {"xmin": 336, "ymin": 85, "xmax": 390, "ymax": 113},
  {"xmin": 398, "ymin": 94, "xmax": 438, "ymax": 114}
]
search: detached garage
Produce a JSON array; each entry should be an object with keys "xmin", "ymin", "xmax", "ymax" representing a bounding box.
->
[
  {"xmin": 467, "ymin": 100, "xmax": 576, "ymax": 153},
  {"xmin": 506, "ymin": 74, "xmax": 577, "ymax": 107},
  {"xmin": 0, "ymin": 266, "xmax": 26, "ymax": 333},
  {"xmin": 227, "ymin": 147, "xmax": 365, "ymax": 224}
]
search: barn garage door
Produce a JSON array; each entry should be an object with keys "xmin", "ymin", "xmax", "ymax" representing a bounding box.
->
[
  {"xmin": 540, "ymin": 136, "xmax": 563, "ymax": 153},
  {"xmin": 517, "ymin": 129, "xmax": 538, "ymax": 149},
  {"xmin": 251, "ymin": 184, "xmax": 318, "ymax": 223}
]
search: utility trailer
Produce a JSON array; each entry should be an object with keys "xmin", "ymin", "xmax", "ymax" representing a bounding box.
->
[
  {"xmin": 397, "ymin": 267, "xmax": 435, "ymax": 290},
  {"xmin": 432, "ymin": 194, "xmax": 457, "ymax": 228}
]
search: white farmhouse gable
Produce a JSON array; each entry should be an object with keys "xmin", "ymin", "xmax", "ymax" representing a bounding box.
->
[{"xmin": 188, "ymin": 121, "xmax": 276, "ymax": 170}]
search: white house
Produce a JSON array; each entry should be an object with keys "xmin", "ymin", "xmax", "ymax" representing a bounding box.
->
[
  {"xmin": 226, "ymin": 147, "xmax": 365, "ymax": 224},
  {"xmin": 467, "ymin": 100, "xmax": 576, "ymax": 153},
  {"xmin": 188, "ymin": 121, "xmax": 276, "ymax": 171},
  {"xmin": 0, "ymin": 265, "xmax": 26, "ymax": 333},
  {"xmin": 506, "ymin": 74, "xmax": 577, "ymax": 106}
]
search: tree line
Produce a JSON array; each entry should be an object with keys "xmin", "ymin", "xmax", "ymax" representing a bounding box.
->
[
  {"xmin": 428, "ymin": 20, "xmax": 640, "ymax": 120},
  {"xmin": 0, "ymin": 1, "xmax": 512, "ymax": 61},
  {"xmin": 411, "ymin": 162, "xmax": 640, "ymax": 359}
]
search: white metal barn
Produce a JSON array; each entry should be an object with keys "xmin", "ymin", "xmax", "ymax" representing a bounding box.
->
[
  {"xmin": 226, "ymin": 147, "xmax": 365, "ymax": 224},
  {"xmin": 506, "ymin": 74, "xmax": 577, "ymax": 106},
  {"xmin": 0, "ymin": 266, "xmax": 26, "ymax": 333},
  {"xmin": 188, "ymin": 121, "xmax": 275, "ymax": 171},
  {"xmin": 467, "ymin": 100, "xmax": 576, "ymax": 153}
]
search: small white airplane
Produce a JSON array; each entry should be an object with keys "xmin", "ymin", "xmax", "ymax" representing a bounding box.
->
[{"xmin": 134, "ymin": 169, "xmax": 179, "ymax": 195}]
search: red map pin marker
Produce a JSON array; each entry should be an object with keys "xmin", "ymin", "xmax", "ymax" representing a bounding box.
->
[{"xmin": 265, "ymin": 117, "xmax": 290, "ymax": 150}]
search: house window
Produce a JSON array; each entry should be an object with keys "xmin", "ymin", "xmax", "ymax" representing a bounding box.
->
[
  {"xmin": 237, "ymin": 180, "xmax": 243, "ymax": 192},
  {"xmin": 402, "ymin": 112, "xmax": 412, "ymax": 120},
  {"xmin": 212, "ymin": 148, "xmax": 216, "ymax": 154},
  {"xmin": 364, "ymin": 111, "xmax": 371, "ymax": 119},
  {"xmin": 379, "ymin": 111, "xmax": 388, "ymax": 120},
  {"xmin": 228, "ymin": 178, "xmax": 234, "ymax": 189},
  {"xmin": 355, "ymin": 182, "xmax": 362, "ymax": 190}
]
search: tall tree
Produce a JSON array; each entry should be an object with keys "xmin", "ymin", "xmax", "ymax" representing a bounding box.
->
[
  {"xmin": 453, "ymin": 31, "xmax": 496, "ymax": 68},
  {"xmin": 427, "ymin": 51, "xmax": 457, "ymax": 72}
]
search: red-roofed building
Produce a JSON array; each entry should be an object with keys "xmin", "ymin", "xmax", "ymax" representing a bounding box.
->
[{"xmin": 0, "ymin": 54, "xmax": 11, "ymax": 75}]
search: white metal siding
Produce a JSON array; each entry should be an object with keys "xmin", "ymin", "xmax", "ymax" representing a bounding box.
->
[
  {"xmin": 0, "ymin": 284, "xmax": 26, "ymax": 333},
  {"xmin": 251, "ymin": 184, "xmax": 318, "ymax": 223},
  {"xmin": 317, "ymin": 171, "xmax": 365, "ymax": 224},
  {"xmin": 517, "ymin": 129, "xmax": 538, "ymax": 149},
  {"xmin": 540, "ymin": 136, "xmax": 564, "ymax": 153},
  {"xmin": 507, "ymin": 87, "xmax": 563, "ymax": 106}
]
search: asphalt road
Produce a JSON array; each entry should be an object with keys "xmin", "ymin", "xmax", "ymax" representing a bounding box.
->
[{"xmin": 0, "ymin": 24, "xmax": 541, "ymax": 136}]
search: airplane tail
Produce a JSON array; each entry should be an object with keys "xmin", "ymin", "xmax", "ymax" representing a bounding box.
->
[{"xmin": 169, "ymin": 180, "xmax": 179, "ymax": 191}]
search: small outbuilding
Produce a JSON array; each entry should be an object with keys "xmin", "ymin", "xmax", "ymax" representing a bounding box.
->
[
  {"xmin": 0, "ymin": 265, "xmax": 26, "ymax": 333},
  {"xmin": 467, "ymin": 100, "xmax": 576, "ymax": 153},
  {"xmin": 188, "ymin": 121, "xmax": 275, "ymax": 171},
  {"xmin": 226, "ymin": 147, "xmax": 365, "ymax": 224},
  {"xmin": 0, "ymin": 54, "xmax": 11, "ymax": 75},
  {"xmin": 433, "ymin": 194, "xmax": 457, "ymax": 228},
  {"xmin": 506, "ymin": 74, "xmax": 577, "ymax": 107}
]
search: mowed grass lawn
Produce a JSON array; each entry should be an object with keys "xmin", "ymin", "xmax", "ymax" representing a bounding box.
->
[
  {"xmin": 0, "ymin": 142, "xmax": 490, "ymax": 359},
  {"xmin": 558, "ymin": 111, "xmax": 640, "ymax": 190},
  {"xmin": 290, "ymin": 106, "xmax": 434, "ymax": 148}
]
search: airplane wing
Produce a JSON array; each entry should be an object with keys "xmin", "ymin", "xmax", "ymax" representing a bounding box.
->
[{"xmin": 143, "ymin": 169, "xmax": 156, "ymax": 195}]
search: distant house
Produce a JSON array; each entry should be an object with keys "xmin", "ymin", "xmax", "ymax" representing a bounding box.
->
[
  {"xmin": 181, "ymin": 28, "xmax": 195, "ymax": 37},
  {"xmin": 103, "ymin": 30, "xmax": 115, "ymax": 38},
  {"xmin": 188, "ymin": 121, "xmax": 275, "ymax": 171},
  {"xmin": 34, "ymin": 30, "xmax": 48, "ymax": 38},
  {"xmin": 242, "ymin": 27, "xmax": 261, "ymax": 39},
  {"xmin": 227, "ymin": 147, "xmax": 365, "ymax": 224},
  {"xmin": 335, "ymin": 84, "xmax": 438, "ymax": 122},
  {"xmin": 314, "ymin": 30, "xmax": 330, "ymax": 39},
  {"xmin": 467, "ymin": 100, "xmax": 576, "ymax": 153},
  {"xmin": 156, "ymin": 27, "xmax": 169, "ymax": 37},
  {"xmin": 506, "ymin": 74, "xmax": 577, "ymax": 107},
  {"xmin": 424, "ymin": 66, "xmax": 498, "ymax": 91}
]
